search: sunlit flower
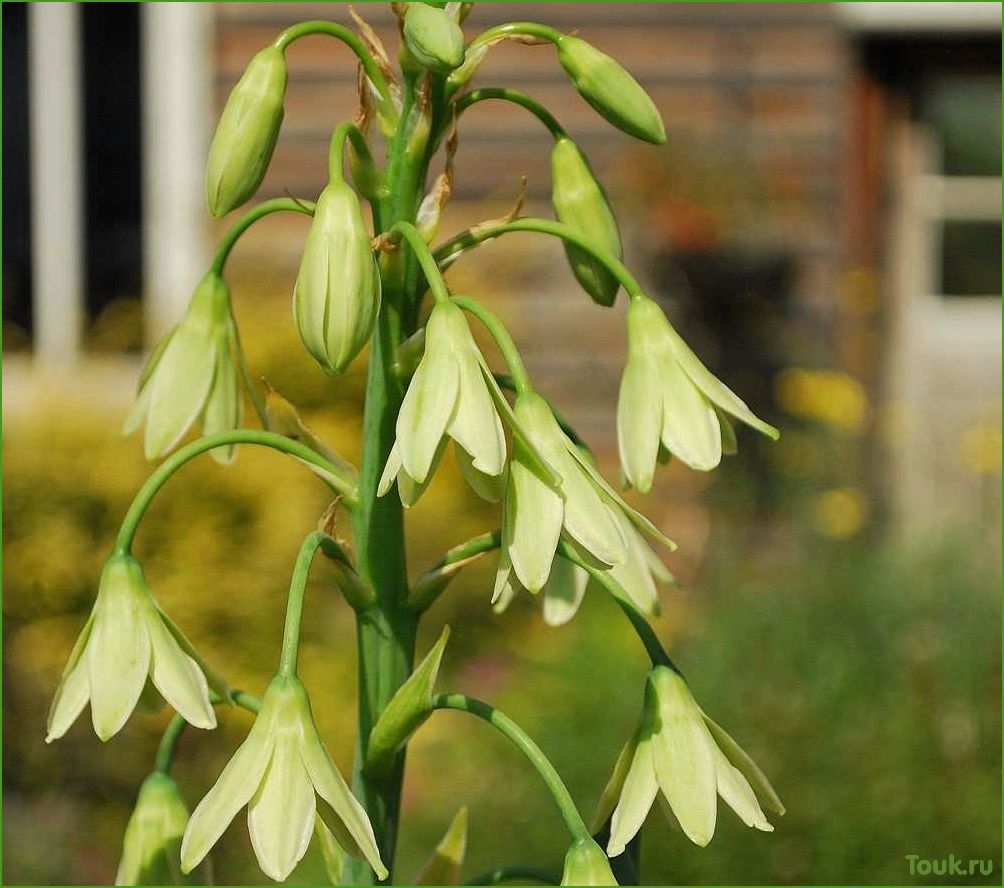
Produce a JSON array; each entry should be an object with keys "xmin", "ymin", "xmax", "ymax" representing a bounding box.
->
[
  {"xmin": 124, "ymin": 271, "xmax": 245, "ymax": 464},
  {"xmin": 180, "ymin": 674, "xmax": 386, "ymax": 883},
  {"xmin": 618, "ymin": 296, "xmax": 778, "ymax": 490},
  {"xmin": 597, "ymin": 667, "xmax": 783, "ymax": 854},
  {"xmin": 46, "ymin": 554, "xmax": 218, "ymax": 743}
]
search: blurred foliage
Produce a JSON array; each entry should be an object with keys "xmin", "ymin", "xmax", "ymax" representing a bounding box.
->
[{"xmin": 2, "ymin": 292, "xmax": 1000, "ymax": 885}]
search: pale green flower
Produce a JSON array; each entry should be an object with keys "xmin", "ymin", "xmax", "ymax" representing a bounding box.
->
[
  {"xmin": 597, "ymin": 667, "xmax": 783, "ymax": 854},
  {"xmin": 379, "ymin": 301, "xmax": 506, "ymax": 502},
  {"xmin": 494, "ymin": 506, "xmax": 671, "ymax": 627},
  {"xmin": 561, "ymin": 838, "xmax": 618, "ymax": 886},
  {"xmin": 551, "ymin": 136, "xmax": 622, "ymax": 307},
  {"xmin": 403, "ymin": 3, "xmax": 465, "ymax": 73},
  {"xmin": 116, "ymin": 771, "xmax": 207, "ymax": 886},
  {"xmin": 46, "ymin": 555, "xmax": 218, "ymax": 743},
  {"xmin": 555, "ymin": 35, "xmax": 665, "ymax": 144},
  {"xmin": 180, "ymin": 674, "xmax": 386, "ymax": 883},
  {"xmin": 205, "ymin": 46, "xmax": 287, "ymax": 217},
  {"xmin": 293, "ymin": 178, "xmax": 381, "ymax": 374},
  {"xmin": 618, "ymin": 297, "xmax": 779, "ymax": 490},
  {"xmin": 493, "ymin": 391, "xmax": 674, "ymax": 599},
  {"xmin": 124, "ymin": 271, "xmax": 245, "ymax": 464}
]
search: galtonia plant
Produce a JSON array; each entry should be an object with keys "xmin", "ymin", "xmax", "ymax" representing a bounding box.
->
[{"xmin": 48, "ymin": 5, "xmax": 784, "ymax": 885}]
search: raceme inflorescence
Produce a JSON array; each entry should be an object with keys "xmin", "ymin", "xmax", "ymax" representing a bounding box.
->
[{"xmin": 47, "ymin": 5, "xmax": 784, "ymax": 885}]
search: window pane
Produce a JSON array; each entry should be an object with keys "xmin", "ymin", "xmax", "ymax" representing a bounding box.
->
[
  {"xmin": 923, "ymin": 76, "xmax": 1002, "ymax": 177},
  {"xmin": 940, "ymin": 220, "xmax": 1002, "ymax": 297}
]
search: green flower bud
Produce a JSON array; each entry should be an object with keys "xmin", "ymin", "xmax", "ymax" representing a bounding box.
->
[
  {"xmin": 116, "ymin": 772, "xmax": 206, "ymax": 886},
  {"xmin": 555, "ymin": 36, "xmax": 665, "ymax": 144},
  {"xmin": 181, "ymin": 674, "xmax": 387, "ymax": 883},
  {"xmin": 123, "ymin": 271, "xmax": 246, "ymax": 463},
  {"xmin": 205, "ymin": 46, "xmax": 287, "ymax": 217},
  {"xmin": 618, "ymin": 297, "xmax": 779, "ymax": 490},
  {"xmin": 366, "ymin": 626, "xmax": 450, "ymax": 777},
  {"xmin": 46, "ymin": 554, "xmax": 220, "ymax": 743},
  {"xmin": 561, "ymin": 838, "xmax": 618, "ymax": 886},
  {"xmin": 293, "ymin": 178, "xmax": 381, "ymax": 374},
  {"xmin": 415, "ymin": 807, "xmax": 468, "ymax": 886},
  {"xmin": 551, "ymin": 137, "xmax": 622, "ymax": 306},
  {"xmin": 403, "ymin": 3, "xmax": 465, "ymax": 73},
  {"xmin": 598, "ymin": 666, "xmax": 782, "ymax": 856}
]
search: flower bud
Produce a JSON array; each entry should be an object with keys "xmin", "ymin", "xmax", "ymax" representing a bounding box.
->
[
  {"xmin": 551, "ymin": 137, "xmax": 622, "ymax": 306},
  {"xmin": 205, "ymin": 46, "xmax": 287, "ymax": 217},
  {"xmin": 415, "ymin": 806, "xmax": 468, "ymax": 886},
  {"xmin": 403, "ymin": 3, "xmax": 466, "ymax": 73},
  {"xmin": 116, "ymin": 772, "xmax": 206, "ymax": 886},
  {"xmin": 561, "ymin": 838, "xmax": 618, "ymax": 886},
  {"xmin": 293, "ymin": 179, "xmax": 381, "ymax": 374},
  {"xmin": 555, "ymin": 36, "xmax": 665, "ymax": 144}
]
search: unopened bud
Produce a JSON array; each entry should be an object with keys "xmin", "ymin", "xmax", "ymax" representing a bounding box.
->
[
  {"xmin": 551, "ymin": 137, "xmax": 622, "ymax": 306},
  {"xmin": 205, "ymin": 46, "xmax": 287, "ymax": 217},
  {"xmin": 555, "ymin": 36, "xmax": 665, "ymax": 144},
  {"xmin": 403, "ymin": 3, "xmax": 465, "ymax": 73},
  {"xmin": 561, "ymin": 838, "xmax": 618, "ymax": 886},
  {"xmin": 293, "ymin": 179, "xmax": 381, "ymax": 374}
]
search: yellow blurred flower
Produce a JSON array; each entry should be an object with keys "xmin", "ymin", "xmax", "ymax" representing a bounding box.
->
[
  {"xmin": 775, "ymin": 368, "xmax": 867, "ymax": 433},
  {"xmin": 812, "ymin": 488, "xmax": 868, "ymax": 539},
  {"xmin": 959, "ymin": 423, "xmax": 1002, "ymax": 477}
]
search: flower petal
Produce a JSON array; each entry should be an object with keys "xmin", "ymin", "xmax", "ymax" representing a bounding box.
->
[
  {"xmin": 664, "ymin": 322, "xmax": 779, "ymax": 440},
  {"xmin": 702, "ymin": 713, "xmax": 785, "ymax": 816},
  {"xmin": 396, "ymin": 345, "xmax": 460, "ymax": 483},
  {"xmin": 657, "ymin": 352, "xmax": 722, "ymax": 472},
  {"xmin": 146, "ymin": 607, "xmax": 216, "ymax": 730},
  {"xmin": 651, "ymin": 702, "xmax": 717, "ymax": 847},
  {"xmin": 454, "ymin": 443, "xmax": 506, "ymax": 503},
  {"xmin": 202, "ymin": 334, "xmax": 243, "ymax": 464},
  {"xmin": 712, "ymin": 745, "xmax": 773, "ymax": 832},
  {"xmin": 508, "ymin": 454, "xmax": 564, "ymax": 593},
  {"xmin": 448, "ymin": 351, "xmax": 506, "ymax": 476},
  {"xmin": 46, "ymin": 613, "xmax": 95, "ymax": 742},
  {"xmin": 301, "ymin": 725, "xmax": 388, "ymax": 880},
  {"xmin": 181, "ymin": 727, "xmax": 272, "ymax": 874},
  {"xmin": 618, "ymin": 354, "xmax": 662, "ymax": 493},
  {"xmin": 247, "ymin": 735, "xmax": 317, "ymax": 882},
  {"xmin": 542, "ymin": 555, "xmax": 589, "ymax": 626},
  {"xmin": 87, "ymin": 581, "xmax": 151, "ymax": 741},
  {"xmin": 608, "ymin": 733, "xmax": 659, "ymax": 857}
]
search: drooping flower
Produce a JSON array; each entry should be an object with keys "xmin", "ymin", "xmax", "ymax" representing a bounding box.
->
[
  {"xmin": 116, "ymin": 771, "xmax": 207, "ymax": 886},
  {"xmin": 46, "ymin": 554, "xmax": 220, "ymax": 743},
  {"xmin": 293, "ymin": 177, "xmax": 381, "ymax": 374},
  {"xmin": 596, "ymin": 667, "xmax": 783, "ymax": 854},
  {"xmin": 555, "ymin": 35, "xmax": 665, "ymax": 144},
  {"xmin": 493, "ymin": 392, "xmax": 674, "ymax": 600},
  {"xmin": 379, "ymin": 301, "xmax": 506, "ymax": 502},
  {"xmin": 124, "ymin": 271, "xmax": 246, "ymax": 464},
  {"xmin": 551, "ymin": 136, "xmax": 623, "ymax": 307},
  {"xmin": 180, "ymin": 674, "xmax": 386, "ymax": 883},
  {"xmin": 205, "ymin": 45, "xmax": 287, "ymax": 217},
  {"xmin": 618, "ymin": 296, "xmax": 779, "ymax": 490},
  {"xmin": 560, "ymin": 838, "xmax": 619, "ymax": 886}
]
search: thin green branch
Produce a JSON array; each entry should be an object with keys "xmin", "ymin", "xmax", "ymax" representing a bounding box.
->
[
  {"xmin": 431, "ymin": 693, "xmax": 591, "ymax": 843},
  {"xmin": 556, "ymin": 541, "xmax": 679, "ymax": 674},
  {"xmin": 494, "ymin": 374, "xmax": 586, "ymax": 448},
  {"xmin": 407, "ymin": 530, "xmax": 502, "ymax": 612},
  {"xmin": 154, "ymin": 692, "xmax": 262, "ymax": 774},
  {"xmin": 114, "ymin": 430, "xmax": 358, "ymax": 554},
  {"xmin": 455, "ymin": 87, "xmax": 565, "ymax": 139},
  {"xmin": 451, "ymin": 296, "xmax": 532, "ymax": 394},
  {"xmin": 465, "ymin": 21, "xmax": 563, "ymax": 52},
  {"xmin": 434, "ymin": 217, "xmax": 647, "ymax": 302},
  {"xmin": 273, "ymin": 20, "xmax": 391, "ymax": 102},
  {"xmin": 327, "ymin": 121, "xmax": 375, "ymax": 184},
  {"xmin": 210, "ymin": 197, "xmax": 316, "ymax": 275},
  {"xmin": 387, "ymin": 221, "xmax": 452, "ymax": 305}
]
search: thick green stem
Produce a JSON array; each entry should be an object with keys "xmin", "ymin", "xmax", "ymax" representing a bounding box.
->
[
  {"xmin": 451, "ymin": 296, "xmax": 531, "ymax": 394},
  {"xmin": 434, "ymin": 217, "xmax": 648, "ymax": 301},
  {"xmin": 431, "ymin": 693, "xmax": 591, "ymax": 843},
  {"xmin": 114, "ymin": 430, "xmax": 357, "ymax": 555},
  {"xmin": 456, "ymin": 87, "xmax": 565, "ymax": 139},
  {"xmin": 210, "ymin": 198, "xmax": 315, "ymax": 275},
  {"xmin": 274, "ymin": 21, "xmax": 391, "ymax": 102}
]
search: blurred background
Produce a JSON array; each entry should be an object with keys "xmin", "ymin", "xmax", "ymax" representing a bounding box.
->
[{"xmin": 2, "ymin": 2, "xmax": 1001, "ymax": 885}]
